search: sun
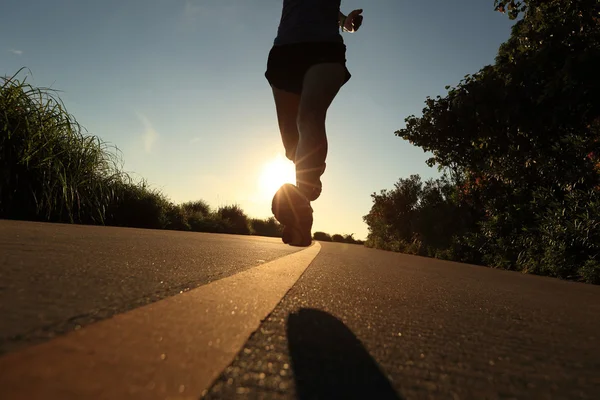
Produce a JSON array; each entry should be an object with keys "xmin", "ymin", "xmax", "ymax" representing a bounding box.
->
[{"xmin": 258, "ymin": 154, "xmax": 296, "ymax": 198}]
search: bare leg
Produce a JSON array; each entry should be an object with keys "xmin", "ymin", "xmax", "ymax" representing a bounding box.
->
[
  {"xmin": 295, "ymin": 63, "xmax": 346, "ymax": 200},
  {"xmin": 271, "ymin": 86, "xmax": 301, "ymax": 162},
  {"xmin": 270, "ymin": 87, "xmax": 311, "ymax": 246}
]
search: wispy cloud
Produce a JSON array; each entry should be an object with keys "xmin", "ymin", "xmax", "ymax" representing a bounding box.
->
[
  {"xmin": 181, "ymin": 0, "xmax": 205, "ymax": 28},
  {"xmin": 184, "ymin": 0, "xmax": 203, "ymax": 18},
  {"xmin": 189, "ymin": 137, "xmax": 201, "ymax": 144},
  {"xmin": 9, "ymin": 49, "xmax": 23, "ymax": 56},
  {"xmin": 136, "ymin": 112, "xmax": 158, "ymax": 154},
  {"xmin": 180, "ymin": 0, "xmax": 240, "ymax": 31}
]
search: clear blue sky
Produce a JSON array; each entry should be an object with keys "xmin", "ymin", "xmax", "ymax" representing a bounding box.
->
[{"xmin": 1, "ymin": 0, "xmax": 514, "ymax": 240}]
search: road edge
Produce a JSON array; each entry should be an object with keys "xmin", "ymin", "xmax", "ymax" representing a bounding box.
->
[{"xmin": 0, "ymin": 242, "xmax": 322, "ymax": 400}]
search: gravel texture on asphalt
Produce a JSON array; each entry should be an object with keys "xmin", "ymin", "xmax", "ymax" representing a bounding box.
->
[
  {"xmin": 0, "ymin": 220, "xmax": 299, "ymax": 355},
  {"xmin": 203, "ymin": 242, "xmax": 600, "ymax": 399}
]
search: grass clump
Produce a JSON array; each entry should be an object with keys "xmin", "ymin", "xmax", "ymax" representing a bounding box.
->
[
  {"xmin": 104, "ymin": 179, "xmax": 172, "ymax": 229},
  {"xmin": 0, "ymin": 68, "xmax": 334, "ymax": 242},
  {"xmin": 1, "ymin": 68, "xmax": 123, "ymax": 224}
]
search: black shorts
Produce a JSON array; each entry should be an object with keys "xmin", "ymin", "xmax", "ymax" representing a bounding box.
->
[{"xmin": 265, "ymin": 41, "xmax": 352, "ymax": 95}]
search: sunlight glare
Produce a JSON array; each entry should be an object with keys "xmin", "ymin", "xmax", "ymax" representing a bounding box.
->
[{"xmin": 258, "ymin": 154, "xmax": 296, "ymax": 198}]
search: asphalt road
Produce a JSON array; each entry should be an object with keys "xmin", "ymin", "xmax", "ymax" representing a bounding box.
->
[
  {"xmin": 203, "ymin": 243, "xmax": 600, "ymax": 399},
  {"xmin": 2, "ymin": 220, "xmax": 600, "ymax": 399},
  {"xmin": 0, "ymin": 220, "xmax": 300, "ymax": 355}
]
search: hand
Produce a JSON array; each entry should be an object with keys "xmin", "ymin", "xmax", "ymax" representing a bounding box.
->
[{"xmin": 343, "ymin": 9, "xmax": 363, "ymax": 32}]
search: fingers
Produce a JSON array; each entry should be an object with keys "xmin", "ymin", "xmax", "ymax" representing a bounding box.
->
[
  {"xmin": 342, "ymin": 9, "xmax": 364, "ymax": 33},
  {"xmin": 348, "ymin": 9, "xmax": 363, "ymax": 32},
  {"xmin": 343, "ymin": 16, "xmax": 354, "ymax": 32},
  {"xmin": 353, "ymin": 14, "xmax": 363, "ymax": 31}
]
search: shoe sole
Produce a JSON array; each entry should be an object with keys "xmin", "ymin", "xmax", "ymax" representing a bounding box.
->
[{"xmin": 272, "ymin": 184, "xmax": 313, "ymax": 247}]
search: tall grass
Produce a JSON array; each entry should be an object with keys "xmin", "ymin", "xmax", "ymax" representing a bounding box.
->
[
  {"xmin": 1, "ymin": 68, "xmax": 124, "ymax": 223},
  {"xmin": 1, "ymin": 68, "xmax": 360, "ymax": 243}
]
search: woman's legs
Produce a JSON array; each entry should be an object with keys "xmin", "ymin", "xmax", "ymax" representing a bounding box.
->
[
  {"xmin": 295, "ymin": 62, "xmax": 346, "ymax": 201},
  {"xmin": 271, "ymin": 86, "xmax": 301, "ymax": 162},
  {"xmin": 266, "ymin": 42, "xmax": 350, "ymax": 245}
]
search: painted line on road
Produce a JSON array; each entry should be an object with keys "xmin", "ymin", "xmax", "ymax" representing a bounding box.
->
[{"xmin": 0, "ymin": 242, "xmax": 321, "ymax": 400}]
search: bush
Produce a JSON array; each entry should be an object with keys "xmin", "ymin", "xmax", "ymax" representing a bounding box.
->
[
  {"xmin": 181, "ymin": 200, "xmax": 210, "ymax": 216},
  {"xmin": 164, "ymin": 204, "xmax": 190, "ymax": 231},
  {"xmin": 313, "ymin": 231, "xmax": 332, "ymax": 241},
  {"xmin": 380, "ymin": 0, "xmax": 600, "ymax": 284},
  {"xmin": 331, "ymin": 234, "xmax": 344, "ymax": 243},
  {"xmin": 104, "ymin": 179, "xmax": 171, "ymax": 229},
  {"xmin": 580, "ymin": 259, "xmax": 600, "ymax": 285},
  {"xmin": 250, "ymin": 217, "xmax": 282, "ymax": 237},
  {"xmin": 314, "ymin": 232, "xmax": 364, "ymax": 245},
  {"xmin": 217, "ymin": 205, "xmax": 251, "ymax": 235},
  {"xmin": 188, "ymin": 212, "xmax": 231, "ymax": 233}
]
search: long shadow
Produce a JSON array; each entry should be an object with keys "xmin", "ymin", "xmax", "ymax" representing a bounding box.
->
[{"xmin": 287, "ymin": 308, "xmax": 403, "ymax": 400}]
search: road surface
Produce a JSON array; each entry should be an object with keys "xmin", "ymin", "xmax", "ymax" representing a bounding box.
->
[
  {"xmin": 1, "ymin": 220, "xmax": 599, "ymax": 399},
  {"xmin": 0, "ymin": 220, "xmax": 300, "ymax": 355}
]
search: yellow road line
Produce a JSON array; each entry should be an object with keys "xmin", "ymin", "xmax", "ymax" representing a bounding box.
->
[{"xmin": 0, "ymin": 242, "xmax": 321, "ymax": 400}]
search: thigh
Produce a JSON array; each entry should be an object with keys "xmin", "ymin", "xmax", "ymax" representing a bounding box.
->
[
  {"xmin": 272, "ymin": 85, "xmax": 300, "ymax": 122},
  {"xmin": 298, "ymin": 62, "xmax": 347, "ymax": 120}
]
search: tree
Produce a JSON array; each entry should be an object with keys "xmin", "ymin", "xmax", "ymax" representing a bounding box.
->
[
  {"xmin": 363, "ymin": 174, "xmax": 479, "ymax": 258},
  {"xmin": 181, "ymin": 200, "xmax": 211, "ymax": 216},
  {"xmin": 392, "ymin": 0, "xmax": 600, "ymax": 282},
  {"xmin": 332, "ymin": 234, "xmax": 345, "ymax": 243},
  {"xmin": 251, "ymin": 217, "xmax": 283, "ymax": 237},
  {"xmin": 343, "ymin": 234, "xmax": 356, "ymax": 244},
  {"xmin": 217, "ymin": 205, "xmax": 251, "ymax": 235},
  {"xmin": 313, "ymin": 231, "xmax": 333, "ymax": 241}
]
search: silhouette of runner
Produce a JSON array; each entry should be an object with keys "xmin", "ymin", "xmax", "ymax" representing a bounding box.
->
[{"xmin": 266, "ymin": 1, "xmax": 363, "ymax": 246}]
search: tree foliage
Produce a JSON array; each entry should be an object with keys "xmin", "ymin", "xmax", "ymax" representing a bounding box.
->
[
  {"xmin": 313, "ymin": 231, "xmax": 363, "ymax": 244},
  {"xmin": 250, "ymin": 217, "xmax": 283, "ymax": 237},
  {"xmin": 313, "ymin": 231, "xmax": 333, "ymax": 241},
  {"xmin": 217, "ymin": 205, "xmax": 252, "ymax": 235},
  {"xmin": 363, "ymin": 174, "xmax": 480, "ymax": 260},
  {"xmin": 365, "ymin": 0, "xmax": 600, "ymax": 283}
]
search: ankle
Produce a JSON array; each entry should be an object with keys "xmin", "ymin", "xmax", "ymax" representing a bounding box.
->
[
  {"xmin": 295, "ymin": 163, "xmax": 326, "ymax": 201},
  {"xmin": 298, "ymin": 182, "xmax": 321, "ymax": 201}
]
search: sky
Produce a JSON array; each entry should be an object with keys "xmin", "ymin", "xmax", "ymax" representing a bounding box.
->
[{"xmin": 1, "ymin": 0, "xmax": 515, "ymax": 240}]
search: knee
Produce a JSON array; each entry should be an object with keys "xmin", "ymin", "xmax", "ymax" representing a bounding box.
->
[
  {"xmin": 285, "ymin": 146, "xmax": 297, "ymax": 162},
  {"xmin": 280, "ymin": 122, "xmax": 298, "ymax": 140},
  {"xmin": 296, "ymin": 110, "xmax": 326, "ymax": 135},
  {"xmin": 277, "ymin": 123, "xmax": 298, "ymax": 162}
]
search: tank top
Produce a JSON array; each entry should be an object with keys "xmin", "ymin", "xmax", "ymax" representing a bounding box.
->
[{"xmin": 273, "ymin": 0, "xmax": 344, "ymax": 46}]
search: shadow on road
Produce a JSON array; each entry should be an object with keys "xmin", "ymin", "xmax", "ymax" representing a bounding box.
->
[{"xmin": 286, "ymin": 308, "xmax": 403, "ymax": 400}]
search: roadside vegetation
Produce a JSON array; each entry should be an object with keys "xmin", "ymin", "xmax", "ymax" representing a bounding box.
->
[
  {"xmin": 0, "ymin": 69, "xmax": 355, "ymax": 240},
  {"xmin": 363, "ymin": 0, "xmax": 600, "ymax": 284},
  {"xmin": 313, "ymin": 231, "xmax": 364, "ymax": 245},
  {"xmin": 3, "ymin": 0, "xmax": 597, "ymax": 284}
]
